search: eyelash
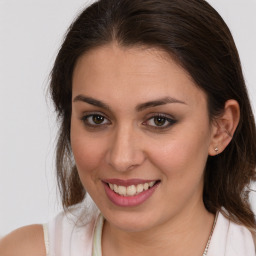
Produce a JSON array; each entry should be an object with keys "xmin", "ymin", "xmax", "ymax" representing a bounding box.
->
[
  {"xmin": 80, "ymin": 113, "xmax": 111, "ymax": 128},
  {"xmin": 80, "ymin": 113, "xmax": 177, "ymax": 130},
  {"xmin": 143, "ymin": 114, "xmax": 177, "ymax": 129}
]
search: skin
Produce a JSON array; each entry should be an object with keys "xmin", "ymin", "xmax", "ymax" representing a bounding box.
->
[
  {"xmin": 0, "ymin": 225, "xmax": 45, "ymax": 256},
  {"xmin": 70, "ymin": 43, "xmax": 239, "ymax": 256},
  {"xmin": 0, "ymin": 43, "xmax": 239, "ymax": 255}
]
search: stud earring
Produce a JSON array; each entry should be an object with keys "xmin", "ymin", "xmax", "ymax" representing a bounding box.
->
[{"xmin": 214, "ymin": 147, "xmax": 219, "ymax": 154}]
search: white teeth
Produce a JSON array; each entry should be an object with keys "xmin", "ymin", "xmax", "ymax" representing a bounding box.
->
[
  {"xmin": 149, "ymin": 181, "xmax": 154, "ymax": 187},
  {"xmin": 127, "ymin": 185, "xmax": 136, "ymax": 196},
  {"xmin": 136, "ymin": 184, "xmax": 144, "ymax": 193},
  {"xmin": 114, "ymin": 184, "xmax": 118, "ymax": 193},
  {"xmin": 143, "ymin": 183, "xmax": 149, "ymax": 190},
  {"xmin": 108, "ymin": 181, "xmax": 157, "ymax": 196},
  {"xmin": 118, "ymin": 185, "xmax": 126, "ymax": 196}
]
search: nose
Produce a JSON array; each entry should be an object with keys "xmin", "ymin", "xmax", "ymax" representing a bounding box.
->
[{"xmin": 106, "ymin": 125, "xmax": 145, "ymax": 172}]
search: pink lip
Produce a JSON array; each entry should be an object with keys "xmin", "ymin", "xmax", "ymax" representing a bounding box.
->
[
  {"xmin": 103, "ymin": 178, "xmax": 156, "ymax": 186},
  {"xmin": 103, "ymin": 180, "xmax": 160, "ymax": 207}
]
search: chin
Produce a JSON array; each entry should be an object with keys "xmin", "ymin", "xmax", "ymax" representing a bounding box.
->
[{"xmin": 102, "ymin": 208, "xmax": 163, "ymax": 233}]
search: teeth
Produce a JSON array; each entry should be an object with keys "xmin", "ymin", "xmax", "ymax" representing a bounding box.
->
[
  {"xmin": 127, "ymin": 185, "xmax": 136, "ymax": 196},
  {"xmin": 143, "ymin": 183, "xmax": 149, "ymax": 190},
  {"xmin": 108, "ymin": 181, "xmax": 156, "ymax": 196},
  {"xmin": 136, "ymin": 184, "xmax": 144, "ymax": 193},
  {"xmin": 118, "ymin": 185, "xmax": 126, "ymax": 196},
  {"xmin": 149, "ymin": 181, "xmax": 154, "ymax": 187},
  {"xmin": 114, "ymin": 184, "xmax": 118, "ymax": 193}
]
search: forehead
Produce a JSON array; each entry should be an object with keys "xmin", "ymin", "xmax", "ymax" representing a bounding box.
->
[
  {"xmin": 72, "ymin": 43, "xmax": 206, "ymax": 107},
  {"xmin": 73, "ymin": 43, "xmax": 189, "ymax": 81}
]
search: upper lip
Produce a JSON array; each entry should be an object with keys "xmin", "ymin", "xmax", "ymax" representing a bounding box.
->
[{"xmin": 102, "ymin": 178, "xmax": 159, "ymax": 186}]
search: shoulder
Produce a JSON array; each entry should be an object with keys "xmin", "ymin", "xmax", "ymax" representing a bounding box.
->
[
  {"xmin": 227, "ymin": 217, "xmax": 256, "ymax": 249},
  {"xmin": 47, "ymin": 204, "xmax": 99, "ymax": 255},
  {"xmin": 208, "ymin": 211, "xmax": 255, "ymax": 256},
  {"xmin": 0, "ymin": 224, "xmax": 45, "ymax": 256},
  {"xmin": 227, "ymin": 218, "xmax": 256, "ymax": 255}
]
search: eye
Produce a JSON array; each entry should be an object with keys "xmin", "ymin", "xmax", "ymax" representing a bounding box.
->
[
  {"xmin": 81, "ymin": 113, "xmax": 110, "ymax": 127},
  {"xmin": 143, "ymin": 114, "xmax": 176, "ymax": 129}
]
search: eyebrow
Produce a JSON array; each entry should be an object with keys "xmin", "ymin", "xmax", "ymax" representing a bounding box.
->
[
  {"xmin": 136, "ymin": 97, "xmax": 186, "ymax": 111},
  {"xmin": 73, "ymin": 95, "xmax": 110, "ymax": 110},
  {"xmin": 73, "ymin": 95, "xmax": 186, "ymax": 112}
]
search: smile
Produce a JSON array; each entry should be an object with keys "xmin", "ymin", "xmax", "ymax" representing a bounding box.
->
[
  {"xmin": 108, "ymin": 181, "xmax": 156, "ymax": 196},
  {"xmin": 103, "ymin": 179, "xmax": 160, "ymax": 207}
]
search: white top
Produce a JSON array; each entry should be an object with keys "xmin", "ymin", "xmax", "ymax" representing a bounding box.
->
[{"xmin": 43, "ymin": 205, "xmax": 256, "ymax": 256}]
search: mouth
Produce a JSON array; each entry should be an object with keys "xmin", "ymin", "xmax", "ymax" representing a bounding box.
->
[
  {"xmin": 102, "ymin": 179, "xmax": 161, "ymax": 207},
  {"xmin": 108, "ymin": 180, "xmax": 158, "ymax": 197}
]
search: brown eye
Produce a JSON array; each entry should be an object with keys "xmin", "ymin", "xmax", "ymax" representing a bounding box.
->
[
  {"xmin": 81, "ymin": 113, "xmax": 110, "ymax": 127},
  {"xmin": 153, "ymin": 117, "xmax": 167, "ymax": 126},
  {"xmin": 92, "ymin": 115, "xmax": 105, "ymax": 124},
  {"xmin": 143, "ymin": 114, "xmax": 177, "ymax": 129}
]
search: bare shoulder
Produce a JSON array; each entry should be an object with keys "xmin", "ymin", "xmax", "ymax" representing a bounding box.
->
[{"xmin": 0, "ymin": 224, "xmax": 46, "ymax": 256}]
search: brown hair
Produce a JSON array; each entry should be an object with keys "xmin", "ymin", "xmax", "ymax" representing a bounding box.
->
[{"xmin": 50, "ymin": 0, "xmax": 256, "ymax": 231}]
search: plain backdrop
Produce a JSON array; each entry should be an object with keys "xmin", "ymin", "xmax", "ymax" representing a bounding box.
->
[{"xmin": 0, "ymin": 0, "xmax": 255, "ymax": 236}]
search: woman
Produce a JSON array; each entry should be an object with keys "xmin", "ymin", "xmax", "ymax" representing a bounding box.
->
[{"xmin": 1, "ymin": 0, "xmax": 255, "ymax": 255}]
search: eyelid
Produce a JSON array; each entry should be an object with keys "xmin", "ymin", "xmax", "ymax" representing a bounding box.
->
[
  {"xmin": 79, "ymin": 111, "xmax": 176, "ymax": 130},
  {"xmin": 143, "ymin": 112, "xmax": 175, "ymax": 120},
  {"xmin": 80, "ymin": 111, "xmax": 111, "ymax": 127},
  {"xmin": 142, "ymin": 113, "xmax": 177, "ymax": 129}
]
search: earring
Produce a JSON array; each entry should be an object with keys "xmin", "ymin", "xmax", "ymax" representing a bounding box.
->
[{"xmin": 214, "ymin": 147, "xmax": 219, "ymax": 154}]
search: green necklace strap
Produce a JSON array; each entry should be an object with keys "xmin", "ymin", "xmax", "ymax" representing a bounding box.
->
[{"xmin": 92, "ymin": 214, "xmax": 104, "ymax": 256}]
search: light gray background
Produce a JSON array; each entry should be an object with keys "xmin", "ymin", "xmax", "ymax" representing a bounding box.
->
[{"xmin": 0, "ymin": 0, "xmax": 255, "ymax": 236}]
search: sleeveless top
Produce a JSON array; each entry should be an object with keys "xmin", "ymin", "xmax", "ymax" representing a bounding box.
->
[{"xmin": 43, "ymin": 205, "xmax": 256, "ymax": 256}]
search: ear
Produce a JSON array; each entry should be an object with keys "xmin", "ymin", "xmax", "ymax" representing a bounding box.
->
[{"xmin": 208, "ymin": 99, "xmax": 240, "ymax": 156}]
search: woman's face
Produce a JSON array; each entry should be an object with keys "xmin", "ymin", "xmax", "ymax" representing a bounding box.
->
[{"xmin": 71, "ymin": 44, "xmax": 215, "ymax": 232}]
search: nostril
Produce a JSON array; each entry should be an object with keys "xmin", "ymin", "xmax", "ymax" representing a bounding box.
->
[
  {"xmin": 106, "ymin": 132, "xmax": 146, "ymax": 171},
  {"xmin": 127, "ymin": 164, "xmax": 137, "ymax": 170}
]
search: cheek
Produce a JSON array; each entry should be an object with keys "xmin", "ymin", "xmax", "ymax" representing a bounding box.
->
[
  {"xmin": 70, "ymin": 124, "xmax": 106, "ymax": 183},
  {"xmin": 72, "ymin": 139, "xmax": 102, "ymax": 170},
  {"xmin": 71, "ymin": 138, "xmax": 107, "ymax": 198},
  {"xmin": 148, "ymin": 129, "xmax": 210, "ymax": 182}
]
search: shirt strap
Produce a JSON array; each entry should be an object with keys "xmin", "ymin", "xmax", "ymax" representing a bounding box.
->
[
  {"xmin": 92, "ymin": 214, "xmax": 104, "ymax": 256},
  {"xmin": 42, "ymin": 223, "xmax": 50, "ymax": 256}
]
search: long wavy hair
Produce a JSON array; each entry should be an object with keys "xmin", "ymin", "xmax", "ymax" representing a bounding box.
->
[{"xmin": 50, "ymin": 0, "xmax": 256, "ymax": 232}]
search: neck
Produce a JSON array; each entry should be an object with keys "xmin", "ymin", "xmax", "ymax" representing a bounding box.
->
[{"xmin": 102, "ymin": 201, "xmax": 215, "ymax": 256}]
